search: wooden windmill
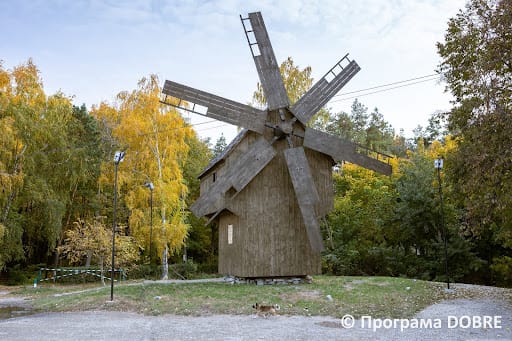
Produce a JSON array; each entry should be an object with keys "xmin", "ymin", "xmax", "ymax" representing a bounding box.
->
[{"xmin": 161, "ymin": 12, "xmax": 392, "ymax": 278}]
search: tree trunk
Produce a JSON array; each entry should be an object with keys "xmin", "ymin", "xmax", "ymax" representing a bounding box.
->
[
  {"xmin": 100, "ymin": 256, "xmax": 105, "ymax": 286},
  {"xmin": 161, "ymin": 246, "xmax": 169, "ymax": 280},
  {"xmin": 85, "ymin": 250, "xmax": 92, "ymax": 268}
]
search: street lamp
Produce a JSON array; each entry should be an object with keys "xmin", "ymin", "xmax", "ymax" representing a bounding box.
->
[
  {"xmin": 434, "ymin": 157, "xmax": 450, "ymax": 289},
  {"xmin": 111, "ymin": 151, "xmax": 125, "ymax": 301},
  {"xmin": 144, "ymin": 182, "xmax": 154, "ymax": 264}
]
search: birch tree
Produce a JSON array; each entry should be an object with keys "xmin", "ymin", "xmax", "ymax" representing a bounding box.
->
[{"xmin": 92, "ymin": 74, "xmax": 193, "ymax": 279}]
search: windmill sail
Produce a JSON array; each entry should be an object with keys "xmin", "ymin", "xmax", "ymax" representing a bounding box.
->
[
  {"xmin": 291, "ymin": 55, "xmax": 360, "ymax": 125},
  {"xmin": 284, "ymin": 147, "xmax": 325, "ymax": 252},
  {"xmin": 241, "ymin": 12, "xmax": 290, "ymax": 110},
  {"xmin": 304, "ymin": 128, "xmax": 392, "ymax": 175},
  {"xmin": 161, "ymin": 80, "xmax": 267, "ymax": 134}
]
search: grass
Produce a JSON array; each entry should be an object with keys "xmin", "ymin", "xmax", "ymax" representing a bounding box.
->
[{"xmin": 8, "ymin": 276, "xmax": 507, "ymax": 319}]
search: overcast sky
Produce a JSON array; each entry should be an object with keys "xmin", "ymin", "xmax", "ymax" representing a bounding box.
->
[{"xmin": 1, "ymin": 0, "xmax": 466, "ymax": 143}]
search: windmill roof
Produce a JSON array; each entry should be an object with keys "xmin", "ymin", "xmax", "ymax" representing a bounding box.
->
[{"xmin": 198, "ymin": 129, "xmax": 249, "ymax": 179}]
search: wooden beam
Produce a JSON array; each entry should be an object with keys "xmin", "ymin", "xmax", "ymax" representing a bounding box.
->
[
  {"xmin": 190, "ymin": 137, "xmax": 276, "ymax": 217},
  {"xmin": 304, "ymin": 128, "xmax": 392, "ymax": 176},
  {"xmin": 162, "ymin": 80, "xmax": 267, "ymax": 134},
  {"xmin": 291, "ymin": 60, "xmax": 360, "ymax": 125},
  {"xmin": 248, "ymin": 12, "xmax": 290, "ymax": 110},
  {"xmin": 284, "ymin": 147, "xmax": 324, "ymax": 252}
]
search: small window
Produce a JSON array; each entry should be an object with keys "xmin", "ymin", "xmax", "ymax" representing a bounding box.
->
[
  {"xmin": 213, "ymin": 172, "xmax": 217, "ymax": 183},
  {"xmin": 227, "ymin": 224, "xmax": 233, "ymax": 245}
]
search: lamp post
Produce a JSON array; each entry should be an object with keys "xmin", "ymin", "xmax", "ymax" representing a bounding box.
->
[
  {"xmin": 434, "ymin": 157, "xmax": 450, "ymax": 289},
  {"xmin": 144, "ymin": 182, "xmax": 154, "ymax": 264},
  {"xmin": 111, "ymin": 151, "xmax": 125, "ymax": 301}
]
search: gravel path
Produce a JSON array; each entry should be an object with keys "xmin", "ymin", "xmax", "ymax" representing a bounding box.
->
[{"xmin": 0, "ymin": 284, "xmax": 511, "ymax": 340}]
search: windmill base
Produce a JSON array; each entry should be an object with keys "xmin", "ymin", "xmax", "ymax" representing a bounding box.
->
[{"xmin": 223, "ymin": 275, "xmax": 313, "ymax": 285}]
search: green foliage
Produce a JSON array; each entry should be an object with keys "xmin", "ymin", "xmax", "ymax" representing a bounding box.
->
[
  {"xmin": 182, "ymin": 134, "xmax": 215, "ymax": 267},
  {"xmin": 317, "ymin": 99, "xmax": 394, "ymax": 154},
  {"xmin": 322, "ymin": 120, "xmax": 483, "ymax": 283},
  {"xmin": 323, "ymin": 165, "xmax": 397, "ymax": 276},
  {"xmin": 490, "ymin": 256, "xmax": 512, "ymax": 287},
  {"xmin": 212, "ymin": 133, "xmax": 227, "ymax": 158},
  {"xmin": 437, "ymin": 0, "xmax": 512, "ymax": 284},
  {"xmin": 0, "ymin": 60, "xmax": 106, "ymax": 269}
]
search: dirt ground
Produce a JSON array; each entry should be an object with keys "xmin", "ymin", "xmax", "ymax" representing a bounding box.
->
[{"xmin": 0, "ymin": 284, "xmax": 511, "ymax": 340}]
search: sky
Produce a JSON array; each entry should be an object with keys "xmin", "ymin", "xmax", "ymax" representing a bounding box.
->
[{"xmin": 1, "ymin": 0, "xmax": 467, "ymax": 144}]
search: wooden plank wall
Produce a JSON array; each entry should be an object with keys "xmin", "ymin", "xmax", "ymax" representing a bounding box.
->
[{"xmin": 217, "ymin": 131, "xmax": 333, "ymax": 277}]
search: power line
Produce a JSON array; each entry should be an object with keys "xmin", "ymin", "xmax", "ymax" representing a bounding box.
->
[
  {"xmin": 138, "ymin": 74, "xmax": 441, "ymax": 136},
  {"xmin": 330, "ymin": 76, "xmax": 440, "ymax": 103},
  {"xmin": 332, "ymin": 74, "xmax": 438, "ymax": 98},
  {"xmin": 136, "ymin": 118, "xmax": 224, "ymax": 137}
]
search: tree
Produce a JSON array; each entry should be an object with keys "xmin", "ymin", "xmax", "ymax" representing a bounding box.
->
[
  {"xmin": 59, "ymin": 218, "xmax": 137, "ymax": 285},
  {"xmin": 181, "ymin": 135, "xmax": 215, "ymax": 266},
  {"xmin": 365, "ymin": 108, "xmax": 395, "ymax": 153},
  {"xmin": 323, "ymin": 164, "xmax": 397, "ymax": 275},
  {"xmin": 393, "ymin": 140, "xmax": 483, "ymax": 282},
  {"xmin": 92, "ymin": 74, "xmax": 194, "ymax": 279},
  {"xmin": 252, "ymin": 57, "xmax": 313, "ymax": 107},
  {"xmin": 0, "ymin": 59, "xmax": 88, "ymax": 267},
  {"xmin": 349, "ymin": 99, "xmax": 369, "ymax": 145},
  {"xmin": 212, "ymin": 133, "xmax": 227, "ymax": 158},
  {"xmin": 437, "ymin": 0, "xmax": 512, "ymax": 284}
]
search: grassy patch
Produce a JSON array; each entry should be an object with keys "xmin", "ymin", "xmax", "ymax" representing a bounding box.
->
[{"xmin": 9, "ymin": 276, "xmax": 510, "ymax": 319}]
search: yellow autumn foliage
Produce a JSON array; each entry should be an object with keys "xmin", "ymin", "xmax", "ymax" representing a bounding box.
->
[{"xmin": 92, "ymin": 74, "xmax": 194, "ymax": 261}]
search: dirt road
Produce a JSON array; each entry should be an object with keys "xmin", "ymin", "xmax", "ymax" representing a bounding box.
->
[{"xmin": 0, "ymin": 285, "xmax": 511, "ymax": 340}]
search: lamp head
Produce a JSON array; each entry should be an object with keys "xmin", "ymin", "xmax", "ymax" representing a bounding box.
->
[
  {"xmin": 434, "ymin": 158, "xmax": 444, "ymax": 169},
  {"xmin": 114, "ymin": 151, "xmax": 125, "ymax": 164}
]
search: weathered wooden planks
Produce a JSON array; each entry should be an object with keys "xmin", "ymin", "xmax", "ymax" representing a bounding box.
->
[
  {"xmin": 190, "ymin": 136, "xmax": 276, "ymax": 217},
  {"xmin": 291, "ymin": 60, "xmax": 360, "ymax": 125},
  {"xmin": 162, "ymin": 80, "xmax": 267, "ymax": 134},
  {"xmin": 248, "ymin": 12, "xmax": 290, "ymax": 111},
  {"xmin": 216, "ymin": 141, "xmax": 326, "ymax": 277},
  {"xmin": 304, "ymin": 128, "xmax": 392, "ymax": 176},
  {"xmin": 283, "ymin": 147, "xmax": 325, "ymax": 253}
]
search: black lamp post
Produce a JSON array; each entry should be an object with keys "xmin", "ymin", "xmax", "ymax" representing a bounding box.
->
[
  {"xmin": 144, "ymin": 182, "xmax": 154, "ymax": 264},
  {"xmin": 111, "ymin": 151, "xmax": 125, "ymax": 301},
  {"xmin": 434, "ymin": 157, "xmax": 450, "ymax": 289}
]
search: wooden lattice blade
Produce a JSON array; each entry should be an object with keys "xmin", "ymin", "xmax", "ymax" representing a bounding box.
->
[
  {"xmin": 283, "ymin": 147, "xmax": 325, "ymax": 253},
  {"xmin": 247, "ymin": 12, "xmax": 290, "ymax": 111},
  {"xmin": 190, "ymin": 137, "xmax": 276, "ymax": 217},
  {"xmin": 303, "ymin": 128, "xmax": 392, "ymax": 176},
  {"xmin": 291, "ymin": 58, "xmax": 361, "ymax": 125},
  {"xmin": 162, "ymin": 80, "xmax": 267, "ymax": 134}
]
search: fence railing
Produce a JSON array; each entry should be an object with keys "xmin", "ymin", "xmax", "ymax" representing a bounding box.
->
[{"xmin": 35, "ymin": 267, "xmax": 125, "ymax": 285}]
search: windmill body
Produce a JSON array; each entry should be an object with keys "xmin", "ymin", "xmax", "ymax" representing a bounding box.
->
[{"xmin": 161, "ymin": 12, "xmax": 391, "ymax": 278}]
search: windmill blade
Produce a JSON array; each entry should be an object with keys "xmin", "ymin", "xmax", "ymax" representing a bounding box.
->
[
  {"xmin": 303, "ymin": 128, "xmax": 392, "ymax": 176},
  {"xmin": 283, "ymin": 147, "xmax": 325, "ymax": 252},
  {"xmin": 190, "ymin": 137, "xmax": 276, "ymax": 217},
  {"xmin": 242, "ymin": 12, "xmax": 290, "ymax": 110},
  {"xmin": 291, "ymin": 55, "xmax": 361, "ymax": 125},
  {"xmin": 162, "ymin": 80, "xmax": 267, "ymax": 134}
]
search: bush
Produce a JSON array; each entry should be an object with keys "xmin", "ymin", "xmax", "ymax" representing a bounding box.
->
[
  {"xmin": 124, "ymin": 264, "xmax": 160, "ymax": 280},
  {"xmin": 169, "ymin": 260, "xmax": 198, "ymax": 279},
  {"xmin": 490, "ymin": 256, "xmax": 512, "ymax": 287}
]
